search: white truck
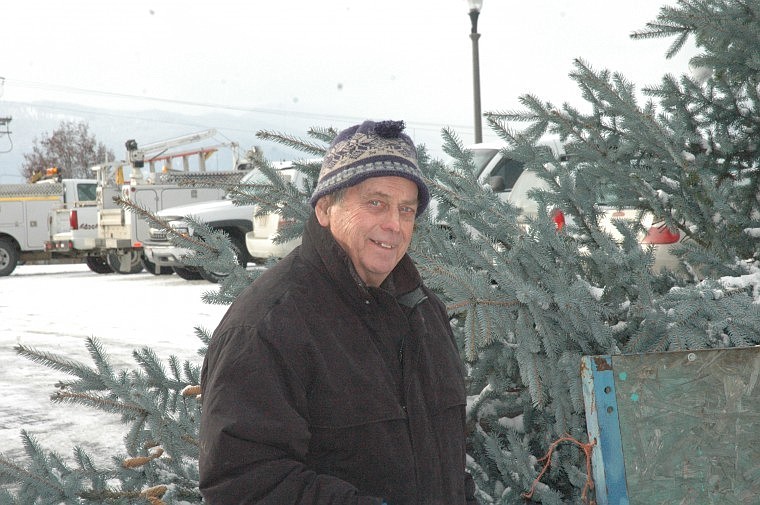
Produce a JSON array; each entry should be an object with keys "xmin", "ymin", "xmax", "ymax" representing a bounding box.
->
[
  {"xmin": 244, "ymin": 163, "xmax": 305, "ymax": 262},
  {"xmin": 469, "ymin": 141, "xmax": 565, "ymax": 225},
  {"xmin": 45, "ymin": 131, "xmax": 250, "ymax": 274},
  {"xmin": 142, "ymin": 161, "xmax": 303, "ymax": 283},
  {"xmin": 0, "ymin": 172, "xmax": 98, "ymax": 276},
  {"xmin": 141, "ymin": 169, "xmax": 259, "ymax": 282},
  {"xmin": 470, "ymin": 141, "xmax": 682, "ymax": 272}
]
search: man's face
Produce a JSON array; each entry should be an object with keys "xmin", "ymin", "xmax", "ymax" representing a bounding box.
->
[{"xmin": 316, "ymin": 176, "xmax": 418, "ymax": 287}]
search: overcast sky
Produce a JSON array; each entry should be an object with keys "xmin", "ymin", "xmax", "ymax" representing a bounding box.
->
[{"xmin": 1, "ymin": 0, "xmax": 696, "ymax": 151}]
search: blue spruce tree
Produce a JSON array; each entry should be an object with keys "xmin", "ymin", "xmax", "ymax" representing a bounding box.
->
[{"xmin": 2, "ymin": 1, "xmax": 759, "ymax": 503}]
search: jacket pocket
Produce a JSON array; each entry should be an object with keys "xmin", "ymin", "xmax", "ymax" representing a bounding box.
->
[{"xmin": 307, "ymin": 408, "xmax": 415, "ymax": 500}]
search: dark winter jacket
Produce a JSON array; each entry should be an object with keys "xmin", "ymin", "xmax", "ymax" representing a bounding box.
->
[{"xmin": 199, "ymin": 214, "xmax": 476, "ymax": 504}]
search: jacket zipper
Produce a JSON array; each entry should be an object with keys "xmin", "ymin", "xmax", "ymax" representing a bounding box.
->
[{"xmin": 398, "ymin": 337, "xmax": 406, "ymax": 413}]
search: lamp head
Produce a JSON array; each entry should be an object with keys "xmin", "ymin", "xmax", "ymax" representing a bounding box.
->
[
  {"xmin": 466, "ymin": 0, "xmax": 483, "ymax": 12},
  {"xmin": 467, "ymin": 0, "xmax": 482, "ymax": 32}
]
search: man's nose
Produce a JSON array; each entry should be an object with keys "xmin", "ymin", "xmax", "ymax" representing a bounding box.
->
[{"xmin": 382, "ymin": 207, "xmax": 401, "ymax": 232}]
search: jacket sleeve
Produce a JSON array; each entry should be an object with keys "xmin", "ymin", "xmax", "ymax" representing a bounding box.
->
[{"xmin": 199, "ymin": 323, "xmax": 382, "ymax": 505}]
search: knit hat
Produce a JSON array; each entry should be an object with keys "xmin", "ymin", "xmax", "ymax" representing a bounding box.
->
[{"xmin": 310, "ymin": 120, "xmax": 430, "ymax": 216}]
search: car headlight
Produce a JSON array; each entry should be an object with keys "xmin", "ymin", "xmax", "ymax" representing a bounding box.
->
[{"xmin": 169, "ymin": 221, "xmax": 191, "ymax": 236}]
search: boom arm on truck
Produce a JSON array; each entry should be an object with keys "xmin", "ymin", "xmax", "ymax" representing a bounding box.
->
[{"xmin": 124, "ymin": 128, "xmax": 217, "ymax": 183}]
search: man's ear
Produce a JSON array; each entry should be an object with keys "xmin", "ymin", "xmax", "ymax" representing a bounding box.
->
[{"xmin": 315, "ymin": 198, "xmax": 331, "ymax": 227}]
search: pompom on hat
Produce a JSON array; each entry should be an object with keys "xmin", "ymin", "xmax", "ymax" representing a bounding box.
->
[{"xmin": 310, "ymin": 120, "xmax": 430, "ymax": 216}]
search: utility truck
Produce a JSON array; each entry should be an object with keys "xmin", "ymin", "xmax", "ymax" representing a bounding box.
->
[
  {"xmin": 45, "ymin": 130, "xmax": 249, "ymax": 274},
  {"xmin": 0, "ymin": 169, "xmax": 97, "ymax": 276}
]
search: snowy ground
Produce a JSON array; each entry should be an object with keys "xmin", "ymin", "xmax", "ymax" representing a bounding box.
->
[{"xmin": 0, "ymin": 263, "xmax": 231, "ymax": 467}]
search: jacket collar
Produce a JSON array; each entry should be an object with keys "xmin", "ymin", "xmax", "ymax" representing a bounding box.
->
[{"xmin": 301, "ymin": 213, "xmax": 422, "ymax": 306}]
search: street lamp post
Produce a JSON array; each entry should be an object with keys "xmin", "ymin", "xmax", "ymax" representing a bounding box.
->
[{"xmin": 467, "ymin": 0, "xmax": 483, "ymax": 144}]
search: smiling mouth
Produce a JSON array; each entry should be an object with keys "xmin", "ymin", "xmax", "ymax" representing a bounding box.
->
[{"xmin": 371, "ymin": 239, "xmax": 395, "ymax": 249}]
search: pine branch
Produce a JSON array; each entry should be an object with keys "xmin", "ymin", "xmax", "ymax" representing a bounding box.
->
[
  {"xmin": 50, "ymin": 391, "xmax": 149, "ymax": 417},
  {"xmin": 0, "ymin": 431, "xmax": 70, "ymax": 499},
  {"xmin": 0, "ymin": 453, "xmax": 65, "ymax": 498},
  {"xmin": 306, "ymin": 125, "xmax": 339, "ymax": 143},
  {"xmin": 255, "ymin": 130, "xmax": 328, "ymax": 157},
  {"xmin": 14, "ymin": 344, "xmax": 102, "ymax": 386},
  {"xmin": 114, "ymin": 196, "xmax": 212, "ymax": 252}
]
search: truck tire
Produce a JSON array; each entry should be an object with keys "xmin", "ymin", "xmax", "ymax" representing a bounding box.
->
[
  {"xmin": 106, "ymin": 250, "xmax": 144, "ymax": 274},
  {"xmin": 85, "ymin": 255, "xmax": 114, "ymax": 274},
  {"xmin": 231, "ymin": 233, "xmax": 251, "ymax": 267},
  {"xmin": 173, "ymin": 266, "xmax": 203, "ymax": 280},
  {"xmin": 0, "ymin": 237, "xmax": 19, "ymax": 276},
  {"xmin": 198, "ymin": 234, "xmax": 247, "ymax": 284},
  {"xmin": 141, "ymin": 255, "xmax": 173, "ymax": 275},
  {"xmin": 198, "ymin": 266, "xmax": 228, "ymax": 284}
]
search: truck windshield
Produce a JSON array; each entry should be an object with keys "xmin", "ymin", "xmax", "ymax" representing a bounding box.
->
[
  {"xmin": 77, "ymin": 183, "xmax": 97, "ymax": 202},
  {"xmin": 240, "ymin": 167, "xmax": 295, "ymax": 185},
  {"xmin": 228, "ymin": 166, "xmax": 294, "ymax": 199},
  {"xmin": 469, "ymin": 147, "xmax": 525, "ymax": 194},
  {"xmin": 471, "ymin": 148, "xmax": 499, "ymax": 179},
  {"xmin": 487, "ymin": 157, "xmax": 525, "ymax": 193}
]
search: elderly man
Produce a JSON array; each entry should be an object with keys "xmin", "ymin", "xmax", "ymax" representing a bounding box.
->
[{"xmin": 199, "ymin": 120, "xmax": 476, "ymax": 504}]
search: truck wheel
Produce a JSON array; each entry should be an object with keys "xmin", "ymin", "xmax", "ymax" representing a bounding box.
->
[
  {"xmin": 141, "ymin": 255, "xmax": 173, "ymax": 275},
  {"xmin": 198, "ymin": 266, "xmax": 227, "ymax": 284},
  {"xmin": 231, "ymin": 234, "xmax": 251, "ymax": 267},
  {"xmin": 198, "ymin": 235, "xmax": 247, "ymax": 283},
  {"xmin": 0, "ymin": 238, "xmax": 19, "ymax": 277},
  {"xmin": 85, "ymin": 256, "xmax": 114, "ymax": 274},
  {"xmin": 106, "ymin": 250, "xmax": 144, "ymax": 274},
  {"xmin": 172, "ymin": 266, "xmax": 203, "ymax": 280}
]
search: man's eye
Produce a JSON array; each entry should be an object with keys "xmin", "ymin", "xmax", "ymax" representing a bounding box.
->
[
  {"xmin": 369, "ymin": 200, "xmax": 382, "ymax": 207},
  {"xmin": 400, "ymin": 206, "xmax": 416, "ymax": 214}
]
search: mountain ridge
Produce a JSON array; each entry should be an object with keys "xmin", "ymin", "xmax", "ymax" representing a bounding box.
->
[{"xmin": 0, "ymin": 100, "xmax": 335, "ymax": 183}]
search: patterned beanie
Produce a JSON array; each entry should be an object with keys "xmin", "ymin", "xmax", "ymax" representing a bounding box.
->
[{"xmin": 310, "ymin": 120, "xmax": 430, "ymax": 216}]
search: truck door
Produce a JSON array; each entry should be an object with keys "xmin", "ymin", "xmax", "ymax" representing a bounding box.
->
[
  {"xmin": 0, "ymin": 201, "xmax": 24, "ymax": 242},
  {"xmin": 24, "ymin": 199, "xmax": 55, "ymax": 249},
  {"xmin": 133, "ymin": 188, "xmax": 161, "ymax": 244}
]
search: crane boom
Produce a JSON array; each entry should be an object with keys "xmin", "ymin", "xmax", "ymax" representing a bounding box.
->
[
  {"xmin": 124, "ymin": 129, "xmax": 218, "ymax": 182},
  {"xmin": 138, "ymin": 128, "xmax": 217, "ymax": 156}
]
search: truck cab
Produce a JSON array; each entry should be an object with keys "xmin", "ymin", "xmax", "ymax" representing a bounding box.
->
[
  {"xmin": 141, "ymin": 167, "xmax": 262, "ymax": 282},
  {"xmin": 469, "ymin": 140, "xmax": 565, "ymax": 225}
]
